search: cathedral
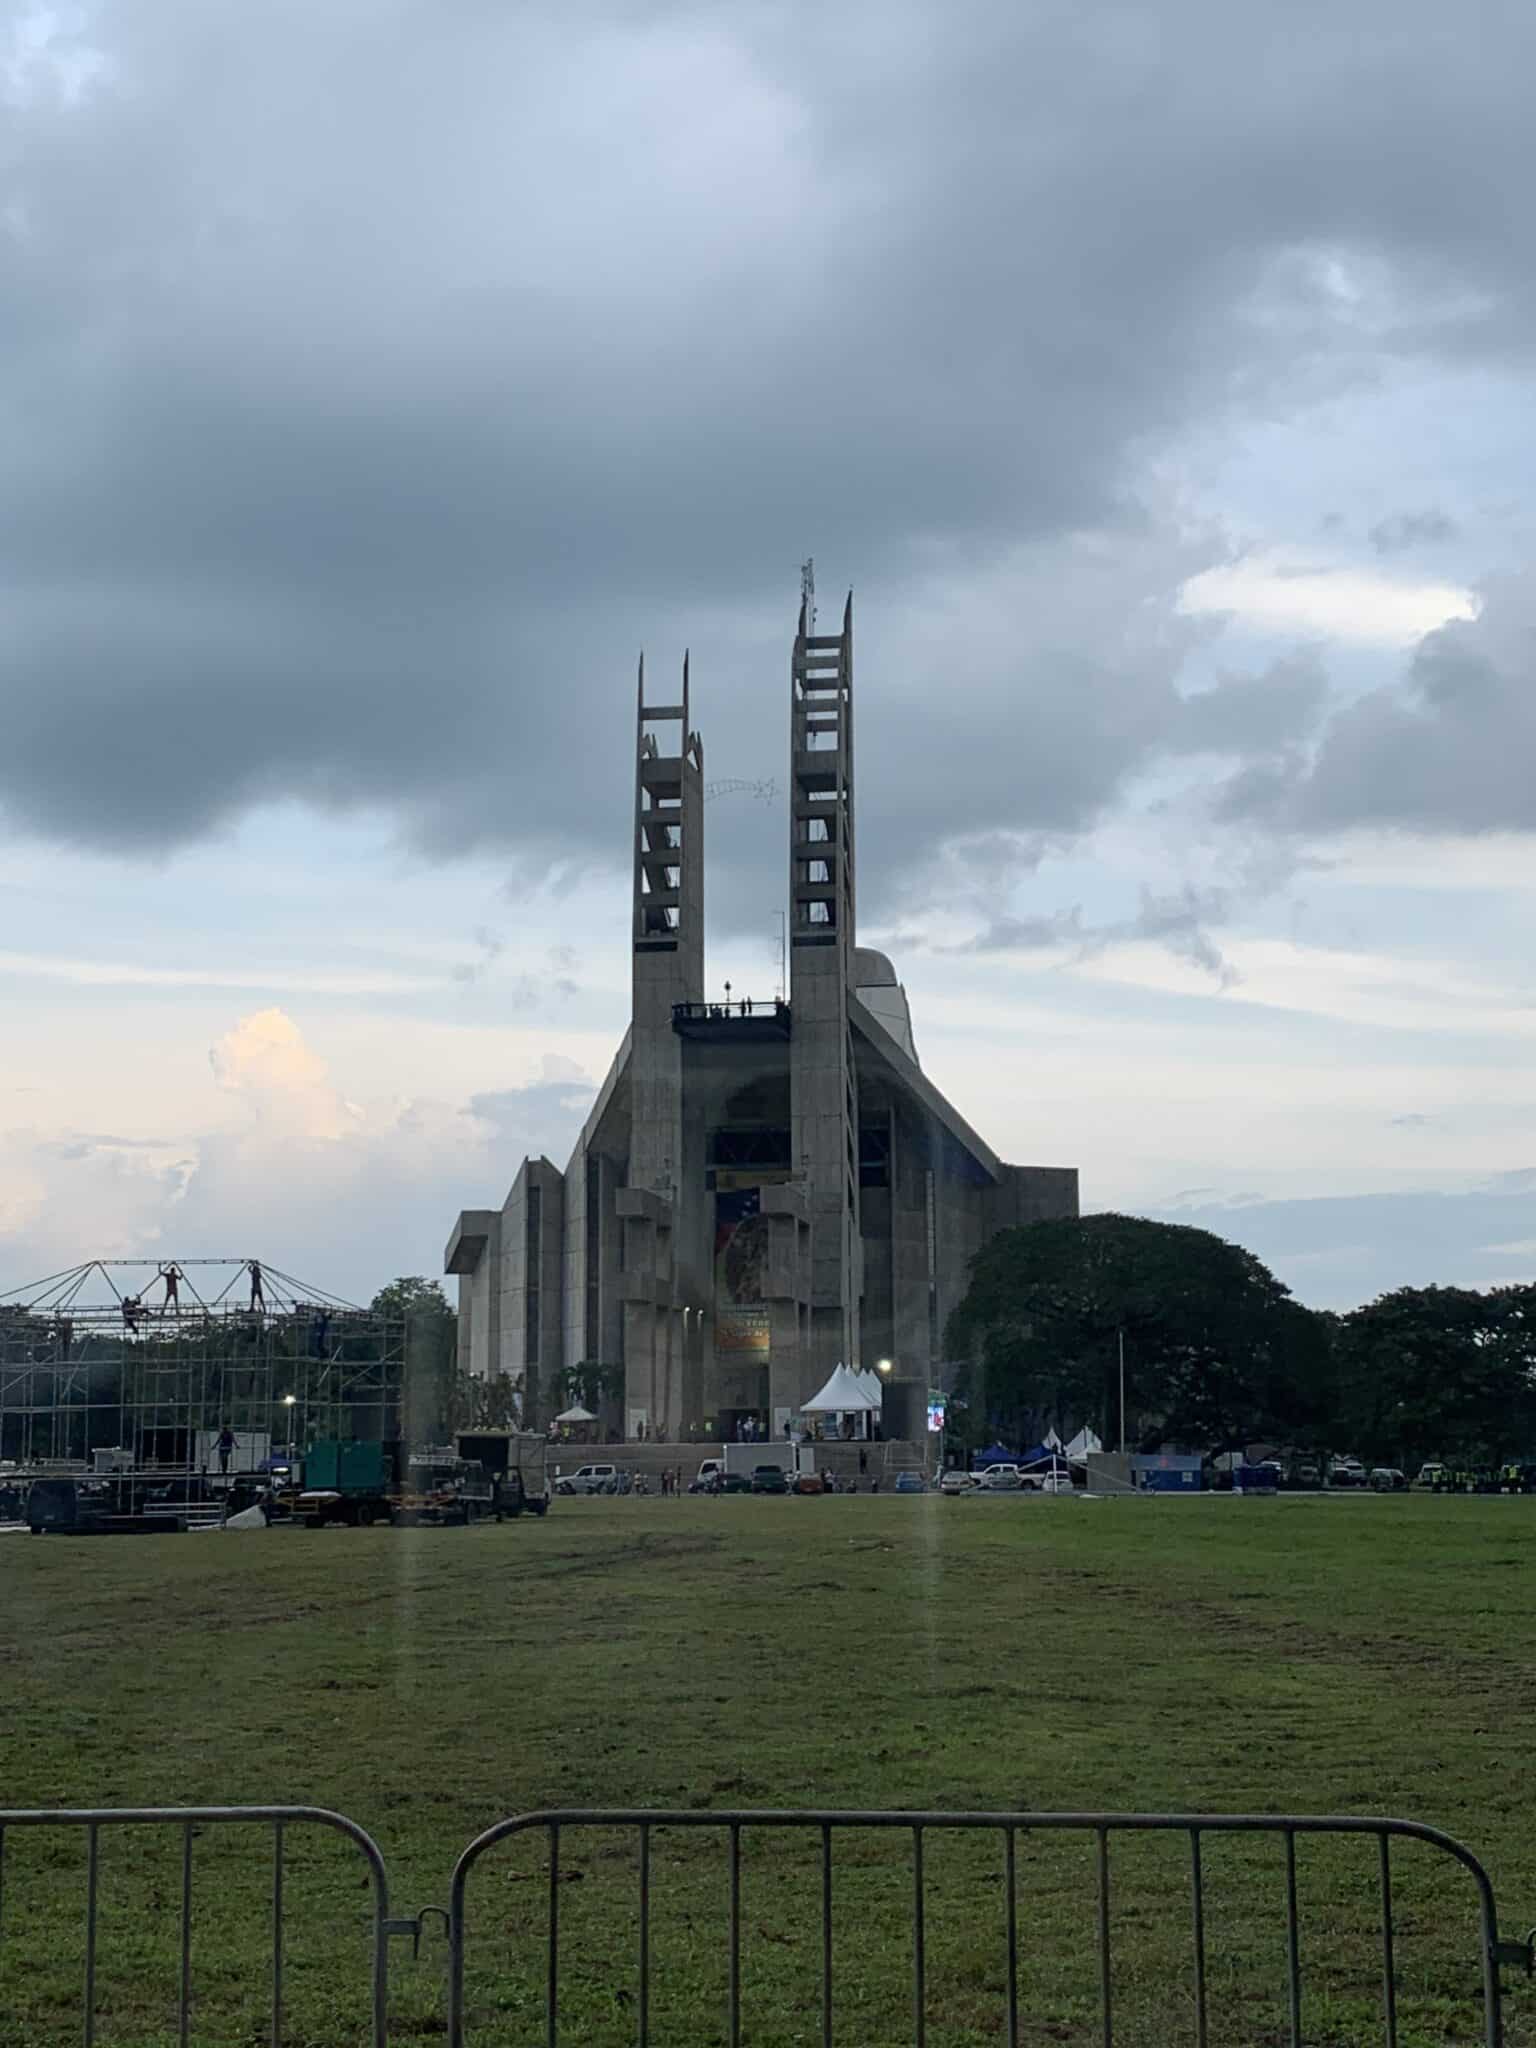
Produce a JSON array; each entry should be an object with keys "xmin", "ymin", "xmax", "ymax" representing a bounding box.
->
[{"xmin": 446, "ymin": 587, "xmax": 1077, "ymax": 1440}]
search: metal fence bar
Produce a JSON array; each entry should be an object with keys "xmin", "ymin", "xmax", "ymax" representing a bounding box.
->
[
  {"xmin": 271, "ymin": 1818, "xmax": 284, "ymax": 2048},
  {"xmin": 638, "ymin": 1822, "xmax": 650, "ymax": 2048},
  {"xmin": 1097, "ymin": 1826, "xmax": 1112, "ymax": 2048},
  {"xmin": 1189, "ymin": 1828, "xmax": 1208, "ymax": 2048},
  {"xmin": 728, "ymin": 1823, "xmax": 741, "ymax": 2048},
  {"xmin": 821, "ymin": 1822, "xmax": 833, "ymax": 2048},
  {"xmin": 911, "ymin": 1824, "xmax": 926, "ymax": 2048},
  {"xmin": 1379, "ymin": 1831, "xmax": 1398, "ymax": 2048},
  {"xmin": 1004, "ymin": 1825, "xmax": 1018, "ymax": 2048},
  {"xmin": 547, "ymin": 1821, "xmax": 560, "ymax": 2048},
  {"xmin": 1284, "ymin": 1828, "xmax": 1302, "ymax": 2047},
  {"xmin": 83, "ymin": 1821, "xmax": 98, "ymax": 2048},
  {"xmin": 178, "ymin": 1822, "xmax": 193, "ymax": 2048}
]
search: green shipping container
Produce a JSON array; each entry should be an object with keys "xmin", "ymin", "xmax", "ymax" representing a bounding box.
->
[{"xmin": 304, "ymin": 1440, "xmax": 391, "ymax": 1494}]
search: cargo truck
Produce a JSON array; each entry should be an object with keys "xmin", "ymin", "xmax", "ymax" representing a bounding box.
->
[
  {"xmin": 455, "ymin": 1431, "xmax": 552, "ymax": 1517},
  {"xmin": 721, "ymin": 1443, "xmax": 814, "ymax": 1483},
  {"xmin": 295, "ymin": 1439, "xmax": 402, "ymax": 1527}
]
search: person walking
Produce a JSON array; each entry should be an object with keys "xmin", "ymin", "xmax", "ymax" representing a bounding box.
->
[{"xmin": 216, "ymin": 1425, "xmax": 237, "ymax": 1477}]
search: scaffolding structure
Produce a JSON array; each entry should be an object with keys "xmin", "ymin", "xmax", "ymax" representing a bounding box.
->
[{"xmin": 0, "ymin": 1259, "xmax": 406, "ymax": 1470}]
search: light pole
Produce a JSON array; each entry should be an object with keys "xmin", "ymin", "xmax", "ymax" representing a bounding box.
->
[
  {"xmin": 1117, "ymin": 1331, "xmax": 1126, "ymax": 1457},
  {"xmin": 282, "ymin": 1392, "xmax": 297, "ymax": 1459}
]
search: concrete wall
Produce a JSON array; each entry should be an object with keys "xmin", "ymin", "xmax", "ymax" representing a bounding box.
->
[{"xmin": 496, "ymin": 1157, "xmax": 564, "ymax": 1426}]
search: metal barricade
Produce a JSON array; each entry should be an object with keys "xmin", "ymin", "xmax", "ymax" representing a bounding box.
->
[
  {"xmin": 0, "ymin": 1805, "xmax": 393, "ymax": 2048},
  {"xmin": 1, "ymin": 1803, "xmax": 1527, "ymax": 2044},
  {"xmin": 445, "ymin": 1808, "xmax": 1523, "ymax": 2048}
]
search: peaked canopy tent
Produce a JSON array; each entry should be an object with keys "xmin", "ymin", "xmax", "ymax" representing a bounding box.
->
[
  {"xmin": 972, "ymin": 1443, "xmax": 1019, "ymax": 1468},
  {"xmin": 801, "ymin": 1366, "xmax": 881, "ymax": 1414},
  {"xmin": 1065, "ymin": 1427, "xmax": 1102, "ymax": 1461},
  {"xmin": 801, "ymin": 1364, "xmax": 882, "ymax": 1440}
]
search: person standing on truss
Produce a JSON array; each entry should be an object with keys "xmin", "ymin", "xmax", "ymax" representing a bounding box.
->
[
  {"xmin": 159, "ymin": 1264, "xmax": 182, "ymax": 1314},
  {"xmin": 248, "ymin": 1260, "xmax": 265, "ymax": 1314}
]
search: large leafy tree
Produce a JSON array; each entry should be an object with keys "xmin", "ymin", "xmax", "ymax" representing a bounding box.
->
[
  {"xmin": 1335, "ymin": 1284, "xmax": 1536, "ymax": 1469},
  {"xmin": 946, "ymin": 1213, "xmax": 1333, "ymax": 1452},
  {"xmin": 372, "ymin": 1277, "xmax": 457, "ymax": 1444},
  {"xmin": 370, "ymin": 1277, "xmax": 454, "ymax": 1323}
]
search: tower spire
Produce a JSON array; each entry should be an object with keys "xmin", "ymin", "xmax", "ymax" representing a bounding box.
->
[{"xmin": 788, "ymin": 573, "xmax": 860, "ymax": 1397}]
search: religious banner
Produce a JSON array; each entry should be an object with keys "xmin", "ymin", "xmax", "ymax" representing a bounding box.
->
[{"xmin": 714, "ymin": 1186, "xmax": 770, "ymax": 1356}]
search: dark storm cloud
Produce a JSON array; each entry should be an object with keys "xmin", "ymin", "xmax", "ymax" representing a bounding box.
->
[
  {"xmin": 1219, "ymin": 580, "xmax": 1536, "ymax": 838},
  {"xmin": 5, "ymin": 0, "xmax": 1536, "ymax": 907},
  {"xmin": 1172, "ymin": 657, "xmax": 1329, "ymax": 759},
  {"xmin": 956, "ymin": 885, "xmax": 1236, "ymax": 985}
]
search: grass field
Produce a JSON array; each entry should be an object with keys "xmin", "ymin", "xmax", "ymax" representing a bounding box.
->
[{"xmin": 4, "ymin": 1493, "xmax": 1536, "ymax": 2046}]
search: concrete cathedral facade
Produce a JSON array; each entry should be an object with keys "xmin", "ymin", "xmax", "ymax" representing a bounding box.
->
[{"xmin": 445, "ymin": 589, "xmax": 1078, "ymax": 1439}]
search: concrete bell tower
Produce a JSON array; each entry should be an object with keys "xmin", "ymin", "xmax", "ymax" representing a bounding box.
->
[
  {"xmin": 788, "ymin": 587, "xmax": 861, "ymax": 1396},
  {"xmin": 617, "ymin": 653, "xmax": 704, "ymax": 1438}
]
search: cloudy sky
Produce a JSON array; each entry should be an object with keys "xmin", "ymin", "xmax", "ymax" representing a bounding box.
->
[{"xmin": 3, "ymin": 0, "xmax": 1535, "ymax": 1312}]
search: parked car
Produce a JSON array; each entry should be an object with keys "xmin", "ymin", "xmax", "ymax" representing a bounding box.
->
[
  {"xmin": 1329, "ymin": 1458, "xmax": 1368, "ymax": 1488},
  {"xmin": 1369, "ymin": 1467, "xmax": 1408, "ymax": 1492},
  {"xmin": 793, "ymin": 1471, "xmax": 825, "ymax": 1495},
  {"xmin": 556, "ymin": 1463, "xmax": 619, "ymax": 1496},
  {"xmin": 751, "ymin": 1465, "xmax": 790, "ymax": 1495},
  {"xmin": 979, "ymin": 1465, "xmax": 1023, "ymax": 1491},
  {"xmin": 1415, "ymin": 1463, "xmax": 1446, "ymax": 1490},
  {"xmin": 893, "ymin": 1470, "xmax": 926, "ymax": 1493},
  {"xmin": 1038, "ymin": 1469, "xmax": 1074, "ymax": 1494},
  {"xmin": 708, "ymin": 1472, "xmax": 752, "ymax": 1495},
  {"xmin": 689, "ymin": 1460, "xmax": 723, "ymax": 1494},
  {"xmin": 938, "ymin": 1470, "xmax": 973, "ymax": 1496}
]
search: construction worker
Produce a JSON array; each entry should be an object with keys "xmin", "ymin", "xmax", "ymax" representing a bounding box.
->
[
  {"xmin": 216, "ymin": 1425, "xmax": 237, "ymax": 1477},
  {"xmin": 160, "ymin": 1264, "xmax": 182, "ymax": 1312},
  {"xmin": 248, "ymin": 1260, "xmax": 265, "ymax": 1313}
]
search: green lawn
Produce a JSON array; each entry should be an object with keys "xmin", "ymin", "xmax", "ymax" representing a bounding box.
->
[{"xmin": 4, "ymin": 1494, "xmax": 1536, "ymax": 2046}]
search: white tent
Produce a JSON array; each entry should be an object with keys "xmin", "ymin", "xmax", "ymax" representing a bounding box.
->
[
  {"xmin": 856, "ymin": 1370, "xmax": 886, "ymax": 1407},
  {"xmin": 1065, "ymin": 1426, "xmax": 1102, "ymax": 1460},
  {"xmin": 555, "ymin": 1403, "xmax": 597, "ymax": 1425},
  {"xmin": 1044, "ymin": 1427, "xmax": 1064, "ymax": 1452},
  {"xmin": 801, "ymin": 1365, "xmax": 881, "ymax": 1414}
]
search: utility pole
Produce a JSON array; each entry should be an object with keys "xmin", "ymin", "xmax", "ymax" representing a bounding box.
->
[{"xmin": 1118, "ymin": 1329, "xmax": 1126, "ymax": 1457}]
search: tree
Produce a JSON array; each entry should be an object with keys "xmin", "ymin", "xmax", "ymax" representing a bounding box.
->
[
  {"xmin": 946, "ymin": 1213, "xmax": 1334, "ymax": 1453},
  {"xmin": 370, "ymin": 1277, "xmax": 453, "ymax": 1323},
  {"xmin": 554, "ymin": 1361, "xmax": 624, "ymax": 1414},
  {"xmin": 371, "ymin": 1277, "xmax": 457, "ymax": 1446},
  {"xmin": 1335, "ymin": 1284, "xmax": 1536, "ymax": 1470}
]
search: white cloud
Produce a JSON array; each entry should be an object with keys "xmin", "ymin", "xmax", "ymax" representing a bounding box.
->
[
  {"xmin": 0, "ymin": 1008, "xmax": 596, "ymax": 1298},
  {"xmin": 1180, "ymin": 554, "xmax": 1475, "ymax": 647}
]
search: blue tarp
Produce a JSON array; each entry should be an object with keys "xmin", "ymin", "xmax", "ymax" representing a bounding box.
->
[
  {"xmin": 1017, "ymin": 1443, "xmax": 1058, "ymax": 1469},
  {"xmin": 972, "ymin": 1443, "xmax": 1018, "ymax": 1467}
]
